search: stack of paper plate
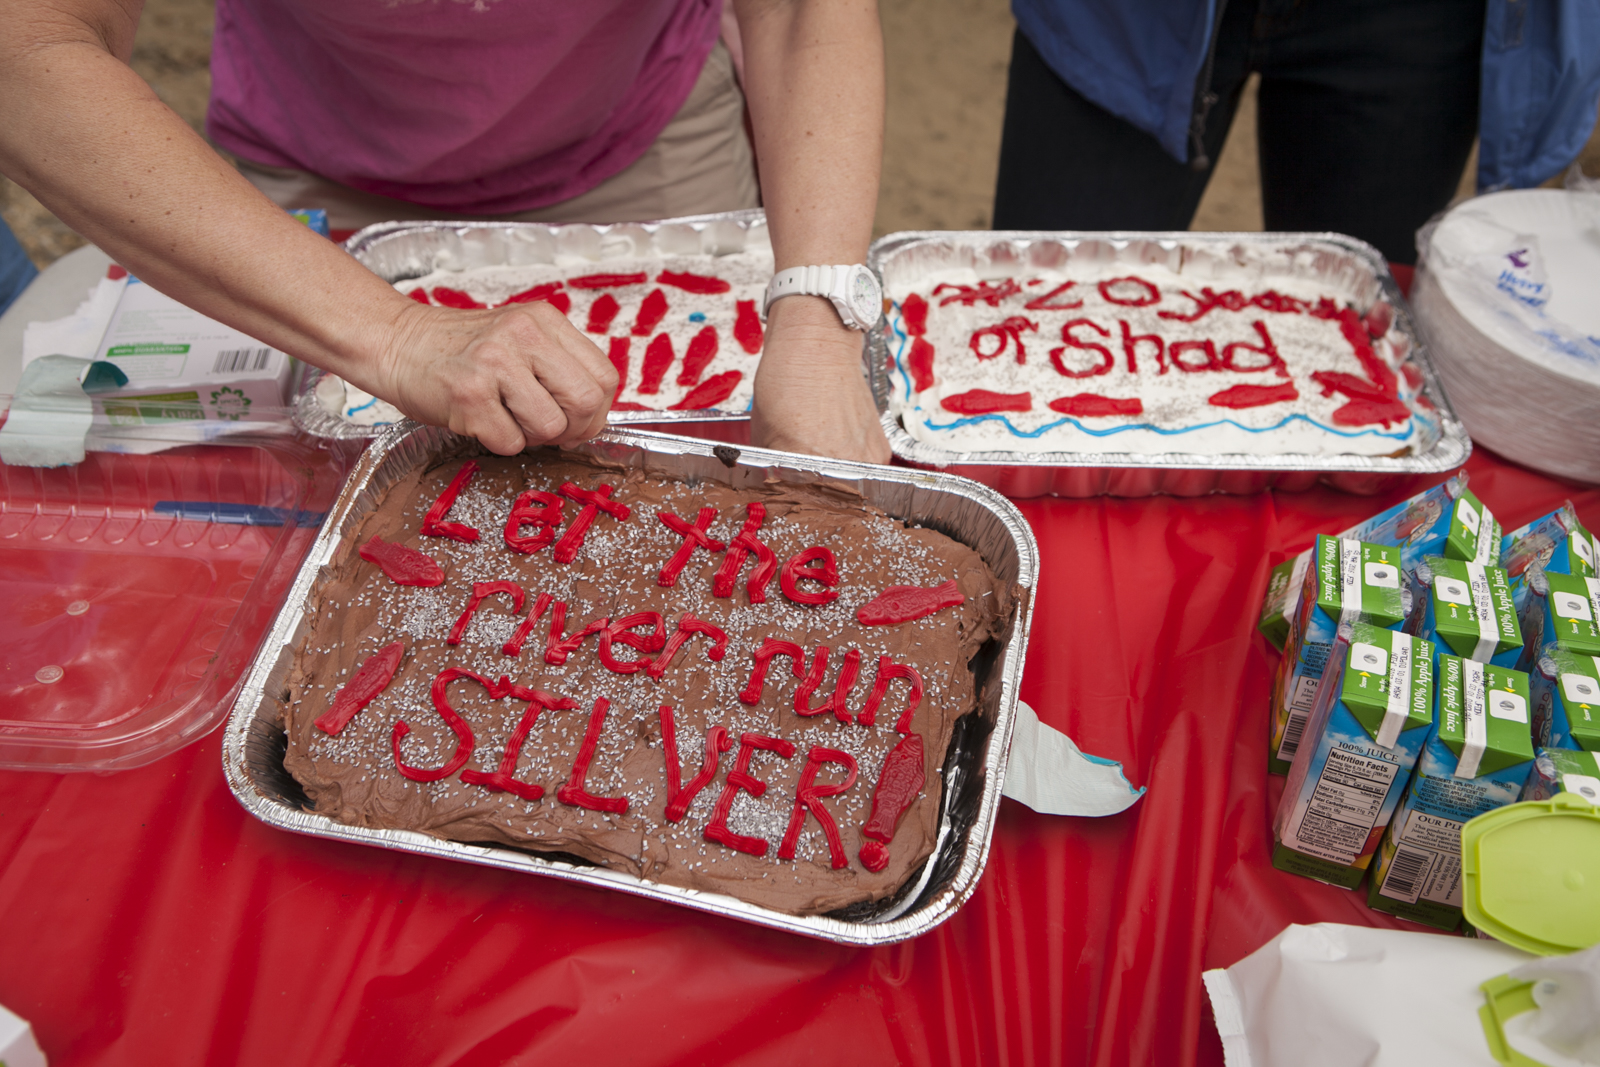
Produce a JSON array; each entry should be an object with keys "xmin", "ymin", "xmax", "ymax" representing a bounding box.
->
[{"xmin": 1412, "ymin": 188, "xmax": 1600, "ymax": 484}]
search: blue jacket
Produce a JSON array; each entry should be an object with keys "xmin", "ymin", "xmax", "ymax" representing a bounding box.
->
[{"xmin": 1012, "ymin": 0, "xmax": 1600, "ymax": 190}]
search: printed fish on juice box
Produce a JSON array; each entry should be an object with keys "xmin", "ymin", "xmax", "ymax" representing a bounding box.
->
[
  {"xmin": 1268, "ymin": 536, "xmax": 1412, "ymax": 775},
  {"xmin": 1418, "ymin": 556, "xmax": 1522, "ymax": 668},
  {"xmin": 1273, "ymin": 623, "xmax": 1436, "ymax": 888},
  {"xmin": 1368, "ymin": 657, "xmax": 1534, "ymax": 930},
  {"xmin": 1501, "ymin": 502, "xmax": 1595, "ymax": 616},
  {"xmin": 1521, "ymin": 747, "xmax": 1600, "ymax": 804},
  {"xmin": 1530, "ymin": 648, "xmax": 1600, "ymax": 751},
  {"xmin": 1256, "ymin": 477, "xmax": 1479, "ymax": 653}
]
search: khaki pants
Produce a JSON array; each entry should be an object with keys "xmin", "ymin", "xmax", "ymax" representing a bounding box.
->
[{"xmin": 236, "ymin": 41, "xmax": 760, "ymax": 230}]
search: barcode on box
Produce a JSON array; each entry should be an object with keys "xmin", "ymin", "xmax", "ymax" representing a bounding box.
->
[
  {"xmin": 1279, "ymin": 712, "xmax": 1309, "ymax": 759},
  {"xmin": 214, "ymin": 347, "xmax": 272, "ymax": 374},
  {"xmin": 1379, "ymin": 846, "xmax": 1431, "ymax": 903}
]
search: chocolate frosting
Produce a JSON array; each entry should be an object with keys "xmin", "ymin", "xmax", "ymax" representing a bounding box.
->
[{"xmin": 284, "ymin": 448, "xmax": 1010, "ymax": 916}]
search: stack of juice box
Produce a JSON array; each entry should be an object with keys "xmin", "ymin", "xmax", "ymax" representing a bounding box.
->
[{"xmin": 1260, "ymin": 481, "xmax": 1600, "ymax": 932}]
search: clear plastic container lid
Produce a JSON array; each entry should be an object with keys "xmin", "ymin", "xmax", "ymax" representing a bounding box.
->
[{"xmin": 0, "ymin": 405, "xmax": 356, "ymax": 772}]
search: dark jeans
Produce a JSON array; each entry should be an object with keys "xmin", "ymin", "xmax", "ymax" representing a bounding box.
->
[{"xmin": 992, "ymin": 0, "xmax": 1485, "ymax": 264}]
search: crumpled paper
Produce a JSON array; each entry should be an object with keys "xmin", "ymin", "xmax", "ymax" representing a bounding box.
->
[
  {"xmin": 0, "ymin": 355, "xmax": 128, "ymax": 467},
  {"xmin": 1002, "ymin": 700, "xmax": 1145, "ymax": 817},
  {"xmin": 1504, "ymin": 942, "xmax": 1600, "ymax": 1065}
]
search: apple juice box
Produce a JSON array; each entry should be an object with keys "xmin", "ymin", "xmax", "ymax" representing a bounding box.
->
[
  {"xmin": 1417, "ymin": 556, "xmax": 1522, "ymax": 668},
  {"xmin": 1531, "ymin": 572, "xmax": 1600, "ymax": 661},
  {"xmin": 1268, "ymin": 537, "xmax": 1413, "ymax": 774},
  {"xmin": 1257, "ymin": 476, "xmax": 1480, "ymax": 653},
  {"xmin": 1521, "ymin": 747, "xmax": 1600, "ymax": 804},
  {"xmin": 1530, "ymin": 648, "xmax": 1600, "ymax": 751},
  {"xmin": 1501, "ymin": 502, "xmax": 1596, "ymax": 618},
  {"xmin": 1273, "ymin": 624, "xmax": 1436, "ymax": 888},
  {"xmin": 1367, "ymin": 656, "xmax": 1534, "ymax": 929}
]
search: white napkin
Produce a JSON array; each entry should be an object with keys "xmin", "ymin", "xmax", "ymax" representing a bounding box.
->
[
  {"xmin": 1506, "ymin": 942, "xmax": 1600, "ymax": 1065},
  {"xmin": 1002, "ymin": 700, "xmax": 1145, "ymax": 817}
]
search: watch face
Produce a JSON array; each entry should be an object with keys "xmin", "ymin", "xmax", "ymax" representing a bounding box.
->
[{"xmin": 848, "ymin": 267, "xmax": 882, "ymax": 326}]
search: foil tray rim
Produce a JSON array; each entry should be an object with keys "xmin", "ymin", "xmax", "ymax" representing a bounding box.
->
[
  {"xmin": 221, "ymin": 423, "xmax": 1038, "ymax": 945},
  {"xmin": 866, "ymin": 229, "xmax": 1472, "ymax": 475}
]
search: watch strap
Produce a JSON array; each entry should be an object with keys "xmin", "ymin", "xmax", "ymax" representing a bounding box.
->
[{"xmin": 763, "ymin": 265, "xmax": 851, "ymax": 319}]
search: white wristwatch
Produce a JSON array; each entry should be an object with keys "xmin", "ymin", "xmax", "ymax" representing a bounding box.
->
[{"xmin": 762, "ymin": 264, "xmax": 883, "ymax": 330}]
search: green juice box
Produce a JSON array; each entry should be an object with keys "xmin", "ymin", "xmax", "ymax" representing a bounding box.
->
[
  {"xmin": 1367, "ymin": 657, "xmax": 1535, "ymax": 929},
  {"xmin": 1530, "ymin": 648, "xmax": 1600, "ymax": 751},
  {"xmin": 1269, "ymin": 536, "xmax": 1412, "ymax": 775},
  {"xmin": 1418, "ymin": 556, "xmax": 1522, "ymax": 668},
  {"xmin": 1257, "ymin": 477, "xmax": 1482, "ymax": 654},
  {"xmin": 1532, "ymin": 572, "xmax": 1600, "ymax": 659},
  {"xmin": 1273, "ymin": 624, "xmax": 1436, "ymax": 888},
  {"xmin": 1521, "ymin": 747, "xmax": 1600, "ymax": 804},
  {"xmin": 1501, "ymin": 502, "xmax": 1596, "ymax": 617}
]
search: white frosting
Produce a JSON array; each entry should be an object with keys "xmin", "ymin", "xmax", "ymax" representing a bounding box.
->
[{"xmin": 886, "ymin": 264, "xmax": 1422, "ymax": 456}]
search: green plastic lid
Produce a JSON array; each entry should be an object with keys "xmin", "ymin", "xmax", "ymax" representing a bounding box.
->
[{"xmin": 1462, "ymin": 794, "xmax": 1600, "ymax": 955}]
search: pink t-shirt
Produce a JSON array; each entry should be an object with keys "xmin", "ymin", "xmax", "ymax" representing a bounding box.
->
[{"xmin": 206, "ymin": 0, "xmax": 721, "ymax": 215}]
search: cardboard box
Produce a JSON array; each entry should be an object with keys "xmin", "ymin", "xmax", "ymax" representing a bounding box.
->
[
  {"xmin": 1501, "ymin": 502, "xmax": 1596, "ymax": 617},
  {"xmin": 1368, "ymin": 657, "xmax": 1534, "ymax": 929},
  {"xmin": 1530, "ymin": 648, "xmax": 1600, "ymax": 751},
  {"xmin": 1418, "ymin": 556, "xmax": 1522, "ymax": 667},
  {"xmin": 1269, "ymin": 536, "xmax": 1412, "ymax": 774},
  {"xmin": 1273, "ymin": 624, "xmax": 1436, "ymax": 888},
  {"xmin": 1534, "ymin": 572, "xmax": 1600, "ymax": 659},
  {"xmin": 1521, "ymin": 747, "xmax": 1600, "ymax": 803}
]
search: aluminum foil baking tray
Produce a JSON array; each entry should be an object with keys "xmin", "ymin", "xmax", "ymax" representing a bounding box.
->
[
  {"xmin": 294, "ymin": 210, "xmax": 772, "ymax": 440},
  {"xmin": 222, "ymin": 423, "xmax": 1037, "ymax": 945},
  {"xmin": 868, "ymin": 230, "xmax": 1472, "ymax": 498}
]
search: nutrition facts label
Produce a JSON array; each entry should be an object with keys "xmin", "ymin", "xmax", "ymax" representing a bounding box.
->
[
  {"xmin": 1289, "ymin": 748, "xmax": 1401, "ymax": 864},
  {"xmin": 1377, "ymin": 811, "xmax": 1465, "ymax": 906}
]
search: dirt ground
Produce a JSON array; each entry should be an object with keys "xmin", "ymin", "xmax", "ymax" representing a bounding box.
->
[{"xmin": 3, "ymin": 0, "xmax": 1598, "ymax": 268}]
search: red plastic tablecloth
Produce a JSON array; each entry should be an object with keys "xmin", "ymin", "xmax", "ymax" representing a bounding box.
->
[{"xmin": 1, "ymin": 443, "xmax": 1596, "ymax": 1067}]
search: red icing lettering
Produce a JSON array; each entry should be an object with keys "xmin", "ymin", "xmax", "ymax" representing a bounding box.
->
[
  {"xmin": 631, "ymin": 288, "xmax": 669, "ymax": 335},
  {"xmin": 858, "ymin": 733, "xmax": 925, "ymax": 871},
  {"xmin": 597, "ymin": 612, "xmax": 667, "ymax": 674},
  {"xmin": 585, "ymin": 293, "xmax": 621, "ymax": 334},
  {"xmin": 359, "ymin": 535, "xmax": 444, "ymax": 587},
  {"xmin": 607, "ymin": 337, "xmax": 630, "ymax": 402},
  {"xmin": 555, "ymin": 698, "xmax": 630, "ymax": 814},
  {"xmin": 459, "ymin": 687, "xmax": 576, "ymax": 801},
  {"xmin": 861, "ymin": 656, "xmax": 925, "ymax": 733},
  {"xmin": 315, "ymin": 641, "xmax": 405, "ymax": 734},
  {"xmin": 638, "ymin": 333, "xmax": 674, "ymax": 394},
  {"xmin": 941, "ymin": 389, "xmax": 1032, "ymax": 416},
  {"xmin": 502, "ymin": 282, "xmax": 571, "ymax": 314},
  {"xmin": 1169, "ymin": 338, "xmax": 1220, "ymax": 372},
  {"xmin": 658, "ymin": 507, "xmax": 727, "ymax": 587},
  {"xmin": 552, "ymin": 482, "xmax": 630, "ymax": 564},
  {"xmin": 656, "ymin": 270, "xmax": 731, "ymax": 295},
  {"xmin": 392, "ymin": 667, "xmax": 482, "ymax": 782},
  {"xmin": 678, "ymin": 325, "xmax": 719, "ymax": 386},
  {"xmin": 430, "ymin": 287, "xmax": 485, "ymax": 309},
  {"xmin": 934, "ymin": 279, "xmax": 1020, "ymax": 307},
  {"xmin": 1120, "ymin": 319, "xmax": 1166, "ymax": 374},
  {"xmin": 502, "ymin": 592, "xmax": 553, "ymax": 657},
  {"xmin": 569, "ymin": 272, "xmax": 647, "ymax": 289},
  {"xmin": 739, "ymin": 638, "xmax": 804, "ymax": 704},
  {"xmin": 648, "ymin": 613, "xmax": 729, "ymax": 680},
  {"xmin": 1209, "ymin": 382, "xmax": 1300, "ymax": 409},
  {"xmin": 778, "ymin": 746, "xmax": 860, "ymax": 869},
  {"xmin": 1051, "ymin": 319, "xmax": 1114, "ymax": 378},
  {"xmin": 907, "ymin": 337, "xmax": 936, "ymax": 392},
  {"xmin": 900, "ymin": 292, "xmax": 930, "ymax": 335},
  {"xmin": 1313, "ymin": 299, "xmax": 1398, "ymax": 395},
  {"xmin": 1159, "ymin": 286, "xmax": 1308, "ymax": 322},
  {"xmin": 795, "ymin": 646, "xmax": 861, "ymax": 724},
  {"xmin": 659, "ymin": 707, "xmax": 732, "ymax": 822},
  {"xmin": 421, "ymin": 460, "xmax": 482, "ymax": 542},
  {"xmin": 1048, "ymin": 393, "xmax": 1144, "ymax": 418},
  {"xmin": 1098, "ymin": 276, "xmax": 1159, "ymax": 307},
  {"xmin": 448, "ymin": 581, "xmax": 524, "ymax": 646},
  {"xmin": 1220, "ymin": 321, "xmax": 1289, "ymax": 377},
  {"xmin": 703, "ymin": 733, "xmax": 796, "ymax": 856},
  {"xmin": 1309, "ymin": 373, "xmax": 1412, "ymax": 427},
  {"xmin": 503, "ymin": 489, "xmax": 564, "ymax": 554},
  {"xmin": 856, "ymin": 579, "xmax": 965, "ymax": 625},
  {"xmin": 734, "ymin": 299, "xmax": 764, "ymax": 354},
  {"xmin": 1251, "ymin": 289, "xmax": 1308, "ymax": 315},
  {"xmin": 1023, "ymin": 280, "xmax": 1083, "ymax": 311},
  {"xmin": 670, "ymin": 370, "xmax": 742, "ymax": 411},
  {"xmin": 780, "ymin": 546, "xmax": 840, "ymax": 606},
  {"xmin": 713, "ymin": 503, "xmax": 777, "ymax": 602},
  {"xmin": 407, "ymin": 287, "xmax": 431, "ymax": 304},
  {"xmin": 544, "ymin": 601, "xmax": 609, "ymax": 665},
  {"xmin": 969, "ymin": 316, "xmax": 1038, "ymax": 363}
]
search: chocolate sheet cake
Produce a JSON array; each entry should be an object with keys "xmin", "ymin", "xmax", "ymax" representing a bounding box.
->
[{"xmin": 284, "ymin": 447, "xmax": 1011, "ymax": 915}]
